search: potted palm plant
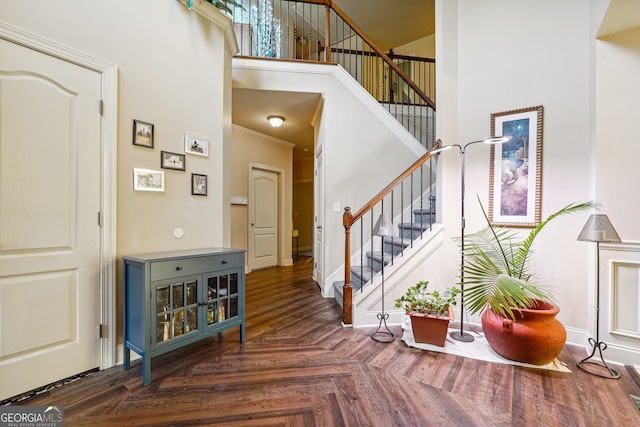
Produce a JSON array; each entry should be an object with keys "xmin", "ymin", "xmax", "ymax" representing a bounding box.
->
[
  {"xmin": 460, "ymin": 199, "xmax": 595, "ymax": 364},
  {"xmin": 395, "ymin": 281, "xmax": 460, "ymax": 347}
]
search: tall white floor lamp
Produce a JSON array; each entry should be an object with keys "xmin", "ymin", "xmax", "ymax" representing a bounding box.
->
[{"xmin": 431, "ymin": 136, "xmax": 509, "ymax": 342}]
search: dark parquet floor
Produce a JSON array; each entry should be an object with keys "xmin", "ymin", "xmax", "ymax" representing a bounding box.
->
[{"xmin": 13, "ymin": 256, "xmax": 640, "ymax": 426}]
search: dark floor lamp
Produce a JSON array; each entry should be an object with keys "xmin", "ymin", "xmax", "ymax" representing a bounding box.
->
[
  {"xmin": 370, "ymin": 213, "xmax": 395, "ymax": 343},
  {"xmin": 431, "ymin": 136, "xmax": 509, "ymax": 342},
  {"xmin": 577, "ymin": 214, "xmax": 621, "ymax": 379}
]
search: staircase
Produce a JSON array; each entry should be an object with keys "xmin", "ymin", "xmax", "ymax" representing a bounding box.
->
[{"xmin": 333, "ymin": 206, "xmax": 434, "ymax": 308}]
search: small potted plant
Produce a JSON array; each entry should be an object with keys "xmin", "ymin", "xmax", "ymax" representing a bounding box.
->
[{"xmin": 395, "ymin": 281, "xmax": 460, "ymax": 346}]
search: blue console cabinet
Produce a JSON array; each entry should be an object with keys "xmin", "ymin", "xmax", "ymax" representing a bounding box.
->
[{"xmin": 122, "ymin": 248, "xmax": 246, "ymax": 385}]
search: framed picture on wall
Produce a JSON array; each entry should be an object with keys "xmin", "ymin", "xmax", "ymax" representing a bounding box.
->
[
  {"xmin": 133, "ymin": 119, "xmax": 154, "ymax": 148},
  {"xmin": 184, "ymin": 134, "xmax": 209, "ymax": 157},
  {"xmin": 133, "ymin": 168, "xmax": 165, "ymax": 192},
  {"xmin": 191, "ymin": 173, "xmax": 207, "ymax": 196},
  {"xmin": 489, "ymin": 105, "xmax": 543, "ymax": 227},
  {"xmin": 161, "ymin": 151, "xmax": 186, "ymax": 171}
]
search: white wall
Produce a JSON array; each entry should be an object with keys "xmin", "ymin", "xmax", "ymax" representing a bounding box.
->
[
  {"xmin": 594, "ymin": 24, "xmax": 640, "ymax": 364},
  {"xmin": 233, "ymin": 59, "xmax": 426, "ymax": 295},
  {"xmin": 596, "ymin": 26, "xmax": 640, "ymax": 240},
  {"xmin": 434, "ymin": 0, "xmax": 594, "ymax": 327},
  {"xmin": 429, "ymin": 0, "xmax": 640, "ymax": 364}
]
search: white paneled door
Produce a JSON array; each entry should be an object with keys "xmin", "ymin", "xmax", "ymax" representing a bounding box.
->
[
  {"xmin": 249, "ymin": 167, "xmax": 279, "ymax": 270},
  {"xmin": 0, "ymin": 37, "xmax": 102, "ymax": 401}
]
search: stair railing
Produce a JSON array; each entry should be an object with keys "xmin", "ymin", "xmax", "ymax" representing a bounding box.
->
[
  {"xmin": 341, "ymin": 141, "xmax": 441, "ymax": 325},
  {"xmin": 225, "ymin": 0, "xmax": 436, "ymax": 148}
]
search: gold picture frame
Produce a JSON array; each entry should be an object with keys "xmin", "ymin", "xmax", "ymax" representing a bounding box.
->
[{"xmin": 489, "ymin": 105, "xmax": 543, "ymax": 227}]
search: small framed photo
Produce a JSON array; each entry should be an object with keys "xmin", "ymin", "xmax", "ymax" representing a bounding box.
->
[
  {"xmin": 184, "ymin": 134, "xmax": 209, "ymax": 157},
  {"xmin": 191, "ymin": 173, "xmax": 207, "ymax": 196},
  {"xmin": 133, "ymin": 119, "xmax": 154, "ymax": 148},
  {"xmin": 160, "ymin": 151, "xmax": 186, "ymax": 171},
  {"xmin": 133, "ymin": 168, "xmax": 165, "ymax": 192}
]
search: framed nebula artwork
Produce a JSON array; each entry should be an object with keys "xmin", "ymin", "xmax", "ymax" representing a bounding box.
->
[{"xmin": 488, "ymin": 105, "xmax": 543, "ymax": 227}]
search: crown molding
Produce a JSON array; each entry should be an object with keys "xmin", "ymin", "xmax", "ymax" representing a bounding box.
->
[{"xmin": 177, "ymin": 0, "xmax": 239, "ymax": 55}]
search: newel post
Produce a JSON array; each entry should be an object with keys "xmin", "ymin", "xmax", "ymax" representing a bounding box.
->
[{"xmin": 343, "ymin": 207, "xmax": 353, "ymax": 325}]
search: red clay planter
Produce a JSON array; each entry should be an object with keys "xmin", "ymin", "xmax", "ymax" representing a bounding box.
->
[{"xmin": 481, "ymin": 299, "xmax": 566, "ymax": 365}]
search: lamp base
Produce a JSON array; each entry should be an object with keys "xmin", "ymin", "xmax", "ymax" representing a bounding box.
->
[
  {"xmin": 449, "ymin": 330, "xmax": 474, "ymax": 342},
  {"xmin": 370, "ymin": 313, "xmax": 395, "ymax": 343},
  {"xmin": 577, "ymin": 338, "xmax": 620, "ymax": 379}
]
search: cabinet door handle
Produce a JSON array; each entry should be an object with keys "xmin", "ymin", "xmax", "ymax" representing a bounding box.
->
[
  {"xmin": 176, "ymin": 266, "xmax": 182, "ymax": 271},
  {"xmin": 221, "ymin": 260, "xmax": 227, "ymax": 264}
]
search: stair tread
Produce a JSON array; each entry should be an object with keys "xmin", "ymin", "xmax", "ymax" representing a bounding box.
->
[
  {"xmin": 384, "ymin": 236, "xmax": 412, "ymax": 246},
  {"xmin": 366, "ymin": 251, "xmax": 393, "ymax": 263}
]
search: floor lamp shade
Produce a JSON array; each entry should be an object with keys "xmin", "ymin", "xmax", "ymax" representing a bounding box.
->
[
  {"xmin": 373, "ymin": 214, "xmax": 393, "ymax": 237},
  {"xmin": 577, "ymin": 214, "xmax": 620, "ymax": 243}
]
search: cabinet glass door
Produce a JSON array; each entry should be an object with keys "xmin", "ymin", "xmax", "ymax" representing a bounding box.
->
[
  {"xmin": 206, "ymin": 272, "xmax": 239, "ymax": 327},
  {"xmin": 155, "ymin": 279, "xmax": 199, "ymax": 344}
]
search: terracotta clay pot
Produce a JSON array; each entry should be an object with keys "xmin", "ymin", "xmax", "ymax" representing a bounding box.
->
[
  {"xmin": 481, "ymin": 299, "xmax": 566, "ymax": 365},
  {"xmin": 409, "ymin": 306, "xmax": 453, "ymax": 347}
]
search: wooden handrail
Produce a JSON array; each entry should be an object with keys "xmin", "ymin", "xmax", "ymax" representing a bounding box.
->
[
  {"xmin": 387, "ymin": 49, "xmax": 435, "ymax": 63},
  {"xmin": 346, "ymin": 140, "xmax": 441, "ymax": 227},
  {"xmin": 327, "ymin": 1, "xmax": 436, "ymax": 111}
]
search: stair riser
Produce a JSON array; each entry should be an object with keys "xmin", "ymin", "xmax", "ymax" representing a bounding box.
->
[
  {"xmin": 369, "ymin": 258, "xmax": 384, "ymax": 273},
  {"xmin": 413, "ymin": 212, "xmax": 434, "ymax": 224},
  {"xmin": 349, "ymin": 272, "xmax": 364, "ymax": 290},
  {"xmin": 400, "ymin": 227, "xmax": 427, "ymax": 240},
  {"xmin": 384, "ymin": 240, "xmax": 409, "ymax": 256}
]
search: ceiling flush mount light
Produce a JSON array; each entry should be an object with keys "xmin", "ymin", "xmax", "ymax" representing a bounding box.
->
[{"xmin": 267, "ymin": 116, "xmax": 285, "ymax": 128}]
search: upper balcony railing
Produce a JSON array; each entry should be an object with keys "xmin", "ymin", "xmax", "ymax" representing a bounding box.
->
[{"xmin": 225, "ymin": 0, "xmax": 436, "ymax": 150}]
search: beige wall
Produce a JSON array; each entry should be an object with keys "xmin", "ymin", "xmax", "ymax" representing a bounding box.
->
[
  {"xmin": 0, "ymin": 0, "xmax": 236, "ymax": 344},
  {"xmin": 231, "ymin": 125, "xmax": 294, "ymax": 267},
  {"xmin": 293, "ymin": 182, "xmax": 314, "ymax": 250},
  {"xmin": 293, "ymin": 156, "xmax": 314, "ymax": 250}
]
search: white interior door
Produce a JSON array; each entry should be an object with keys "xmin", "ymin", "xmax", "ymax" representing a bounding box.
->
[
  {"xmin": 249, "ymin": 168, "xmax": 279, "ymax": 270},
  {"xmin": 0, "ymin": 37, "xmax": 102, "ymax": 401},
  {"xmin": 314, "ymin": 151, "xmax": 323, "ymax": 286}
]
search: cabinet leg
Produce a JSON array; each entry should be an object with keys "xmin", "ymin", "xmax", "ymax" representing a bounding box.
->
[
  {"xmin": 123, "ymin": 347, "xmax": 130, "ymax": 371},
  {"xmin": 142, "ymin": 356, "xmax": 151, "ymax": 386},
  {"xmin": 240, "ymin": 323, "xmax": 246, "ymax": 343}
]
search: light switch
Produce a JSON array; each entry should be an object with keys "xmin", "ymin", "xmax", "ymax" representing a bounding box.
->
[{"xmin": 333, "ymin": 202, "xmax": 341, "ymax": 213}]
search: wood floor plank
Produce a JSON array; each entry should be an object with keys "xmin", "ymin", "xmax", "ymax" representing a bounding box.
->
[{"xmin": 7, "ymin": 259, "xmax": 640, "ymax": 426}]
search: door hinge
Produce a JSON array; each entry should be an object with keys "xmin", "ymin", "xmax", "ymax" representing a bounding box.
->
[
  {"xmin": 99, "ymin": 324, "xmax": 107, "ymax": 338},
  {"xmin": 98, "ymin": 211, "xmax": 103, "ymax": 227},
  {"xmin": 99, "ymin": 100, "xmax": 104, "ymax": 115}
]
